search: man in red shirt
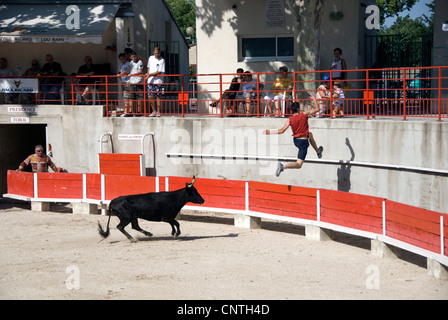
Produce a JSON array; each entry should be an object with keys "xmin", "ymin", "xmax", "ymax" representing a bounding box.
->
[{"xmin": 263, "ymin": 95, "xmax": 323, "ymax": 177}]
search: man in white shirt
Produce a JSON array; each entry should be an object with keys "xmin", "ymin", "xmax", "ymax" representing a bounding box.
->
[
  {"xmin": 126, "ymin": 52, "xmax": 144, "ymax": 116},
  {"xmin": 117, "ymin": 53, "xmax": 131, "ymax": 116},
  {"xmin": 145, "ymin": 47, "xmax": 165, "ymax": 117}
]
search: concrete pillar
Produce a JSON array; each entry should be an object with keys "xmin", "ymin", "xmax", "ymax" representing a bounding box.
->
[
  {"xmin": 72, "ymin": 202, "xmax": 98, "ymax": 214},
  {"xmin": 31, "ymin": 201, "xmax": 50, "ymax": 212},
  {"xmin": 234, "ymin": 215, "xmax": 261, "ymax": 229},
  {"xmin": 371, "ymin": 239, "xmax": 401, "ymax": 258},
  {"xmin": 427, "ymin": 258, "xmax": 448, "ymax": 279},
  {"xmin": 305, "ymin": 225, "xmax": 334, "ymax": 241}
]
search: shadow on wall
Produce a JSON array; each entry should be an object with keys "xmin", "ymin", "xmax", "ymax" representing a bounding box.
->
[{"xmin": 337, "ymin": 138, "xmax": 355, "ymax": 192}]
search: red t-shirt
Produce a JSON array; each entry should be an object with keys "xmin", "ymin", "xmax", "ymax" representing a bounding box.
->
[{"xmin": 289, "ymin": 113, "xmax": 309, "ymax": 138}]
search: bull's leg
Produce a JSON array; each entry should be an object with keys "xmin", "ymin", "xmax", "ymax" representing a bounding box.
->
[
  {"xmin": 131, "ymin": 218, "xmax": 153, "ymax": 237},
  {"xmin": 167, "ymin": 219, "xmax": 181, "ymax": 238},
  {"xmin": 116, "ymin": 218, "xmax": 136, "ymax": 242}
]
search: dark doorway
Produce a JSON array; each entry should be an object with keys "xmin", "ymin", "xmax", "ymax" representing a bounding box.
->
[{"xmin": 0, "ymin": 124, "xmax": 47, "ymax": 197}]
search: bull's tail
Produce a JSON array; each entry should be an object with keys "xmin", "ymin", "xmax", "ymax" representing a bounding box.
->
[{"xmin": 98, "ymin": 209, "xmax": 112, "ymax": 239}]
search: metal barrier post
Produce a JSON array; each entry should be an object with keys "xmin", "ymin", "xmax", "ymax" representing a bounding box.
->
[
  {"xmin": 366, "ymin": 70, "xmax": 370, "ymax": 120},
  {"xmin": 219, "ymin": 74, "xmax": 223, "ymax": 118},
  {"xmin": 70, "ymin": 76, "xmax": 75, "ymax": 105},
  {"xmin": 329, "ymin": 72, "xmax": 334, "ymax": 118},
  {"xmin": 438, "ymin": 67, "xmax": 442, "ymax": 122},
  {"xmin": 403, "ymin": 68, "xmax": 407, "ymax": 121},
  {"xmin": 105, "ymin": 76, "xmax": 109, "ymax": 116}
]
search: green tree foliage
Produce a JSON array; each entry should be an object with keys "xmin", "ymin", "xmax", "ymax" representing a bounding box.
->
[
  {"xmin": 376, "ymin": 1, "xmax": 434, "ymax": 67},
  {"xmin": 165, "ymin": 0, "xmax": 196, "ymax": 44},
  {"xmin": 376, "ymin": 0, "xmax": 418, "ymax": 24}
]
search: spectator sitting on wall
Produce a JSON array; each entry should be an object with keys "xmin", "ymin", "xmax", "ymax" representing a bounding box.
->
[
  {"xmin": 19, "ymin": 59, "xmax": 41, "ymax": 104},
  {"xmin": 40, "ymin": 54, "xmax": 65, "ymax": 103},
  {"xmin": 75, "ymin": 56, "xmax": 100, "ymax": 104},
  {"xmin": 16, "ymin": 144, "xmax": 62, "ymax": 173},
  {"xmin": 0, "ymin": 57, "xmax": 14, "ymax": 104},
  {"xmin": 238, "ymin": 71, "xmax": 257, "ymax": 116},
  {"xmin": 263, "ymin": 66, "xmax": 293, "ymax": 116}
]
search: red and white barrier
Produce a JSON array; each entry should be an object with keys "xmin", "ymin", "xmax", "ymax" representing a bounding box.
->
[{"xmin": 4, "ymin": 170, "xmax": 448, "ymax": 273}]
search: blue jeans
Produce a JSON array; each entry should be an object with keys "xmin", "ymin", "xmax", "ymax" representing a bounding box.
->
[{"xmin": 41, "ymin": 84, "xmax": 61, "ymax": 101}]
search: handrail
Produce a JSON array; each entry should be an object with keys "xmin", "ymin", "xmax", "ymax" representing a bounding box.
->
[
  {"xmin": 164, "ymin": 152, "xmax": 448, "ymax": 175},
  {"xmin": 98, "ymin": 132, "xmax": 113, "ymax": 153},
  {"xmin": 1, "ymin": 65, "xmax": 447, "ymax": 120}
]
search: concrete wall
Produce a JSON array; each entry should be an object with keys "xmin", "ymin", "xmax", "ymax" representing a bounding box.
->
[{"xmin": 1, "ymin": 104, "xmax": 446, "ymax": 213}]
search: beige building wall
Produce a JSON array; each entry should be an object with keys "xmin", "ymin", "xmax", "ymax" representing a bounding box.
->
[{"xmin": 195, "ymin": 0, "xmax": 375, "ymax": 101}]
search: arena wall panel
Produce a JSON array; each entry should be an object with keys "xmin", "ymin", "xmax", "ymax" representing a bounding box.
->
[
  {"xmin": 168, "ymin": 176, "xmax": 246, "ymax": 210},
  {"xmin": 249, "ymin": 181, "xmax": 317, "ymax": 220},
  {"xmin": 320, "ymin": 189, "xmax": 384, "ymax": 234},
  {"xmin": 104, "ymin": 175, "xmax": 156, "ymax": 200},
  {"xmin": 37, "ymin": 173, "xmax": 83, "ymax": 199},
  {"xmin": 98, "ymin": 153, "xmax": 143, "ymax": 176},
  {"xmin": 385, "ymin": 200, "xmax": 442, "ymax": 254},
  {"xmin": 85, "ymin": 173, "xmax": 102, "ymax": 200},
  {"xmin": 7, "ymin": 170, "xmax": 33, "ymax": 198}
]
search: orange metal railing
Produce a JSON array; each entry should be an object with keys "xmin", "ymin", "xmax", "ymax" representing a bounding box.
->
[{"xmin": 1, "ymin": 65, "xmax": 446, "ymax": 120}]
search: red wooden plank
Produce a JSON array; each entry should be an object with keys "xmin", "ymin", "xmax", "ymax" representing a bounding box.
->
[
  {"xmin": 250, "ymin": 181, "xmax": 316, "ymax": 198},
  {"xmin": 99, "ymin": 153, "xmax": 141, "ymax": 161},
  {"xmin": 248, "ymin": 181, "xmax": 317, "ymax": 220},
  {"xmin": 105, "ymin": 175, "xmax": 156, "ymax": 200},
  {"xmin": 385, "ymin": 200, "xmax": 441, "ymax": 253},
  {"xmin": 167, "ymin": 177, "xmax": 246, "ymax": 211},
  {"xmin": 86, "ymin": 173, "xmax": 101, "ymax": 200},
  {"xmin": 98, "ymin": 153, "xmax": 142, "ymax": 176},
  {"xmin": 444, "ymin": 215, "xmax": 448, "ymax": 257},
  {"xmin": 37, "ymin": 173, "xmax": 83, "ymax": 199},
  {"xmin": 7, "ymin": 170, "xmax": 34, "ymax": 197},
  {"xmin": 319, "ymin": 189, "xmax": 383, "ymax": 233}
]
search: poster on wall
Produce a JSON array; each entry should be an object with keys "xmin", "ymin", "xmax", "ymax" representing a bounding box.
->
[
  {"xmin": 265, "ymin": 0, "xmax": 285, "ymax": 28},
  {"xmin": 0, "ymin": 78, "xmax": 39, "ymax": 93}
]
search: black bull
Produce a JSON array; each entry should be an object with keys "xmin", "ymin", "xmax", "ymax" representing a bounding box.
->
[{"xmin": 98, "ymin": 176, "xmax": 205, "ymax": 242}]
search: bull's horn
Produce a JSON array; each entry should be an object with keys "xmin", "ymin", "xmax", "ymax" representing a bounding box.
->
[{"xmin": 188, "ymin": 175, "xmax": 196, "ymax": 187}]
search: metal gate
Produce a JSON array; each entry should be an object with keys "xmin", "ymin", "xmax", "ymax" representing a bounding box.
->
[{"xmin": 365, "ymin": 34, "xmax": 434, "ymax": 114}]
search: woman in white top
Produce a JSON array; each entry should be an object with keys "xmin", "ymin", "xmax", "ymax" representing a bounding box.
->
[{"xmin": 330, "ymin": 48, "xmax": 347, "ymax": 81}]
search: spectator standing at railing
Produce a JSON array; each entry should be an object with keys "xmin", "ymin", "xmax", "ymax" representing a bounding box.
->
[
  {"xmin": 263, "ymin": 66, "xmax": 293, "ymax": 116},
  {"xmin": 0, "ymin": 57, "xmax": 14, "ymax": 103},
  {"xmin": 117, "ymin": 53, "xmax": 132, "ymax": 116},
  {"xmin": 127, "ymin": 52, "xmax": 144, "ymax": 116},
  {"xmin": 146, "ymin": 46, "xmax": 166, "ymax": 117},
  {"xmin": 40, "ymin": 54, "xmax": 64, "ymax": 104},
  {"xmin": 330, "ymin": 48, "xmax": 347, "ymax": 83},
  {"xmin": 16, "ymin": 145, "xmax": 60, "ymax": 173}
]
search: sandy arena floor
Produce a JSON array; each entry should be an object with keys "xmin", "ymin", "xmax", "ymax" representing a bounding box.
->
[{"xmin": 0, "ymin": 200, "xmax": 447, "ymax": 300}]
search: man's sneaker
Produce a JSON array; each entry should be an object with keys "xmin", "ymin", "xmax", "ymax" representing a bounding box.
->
[
  {"xmin": 317, "ymin": 146, "xmax": 324, "ymax": 158},
  {"xmin": 275, "ymin": 162, "xmax": 284, "ymax": 177},
  {"xmin": 148, "ymin": 111, "xmax": 157, "ymax": 117}
]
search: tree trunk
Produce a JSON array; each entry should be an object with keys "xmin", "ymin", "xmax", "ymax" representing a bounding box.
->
[{"xmin": 289, "ymin": 0, "xmax": 327, "ymax": 100}]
